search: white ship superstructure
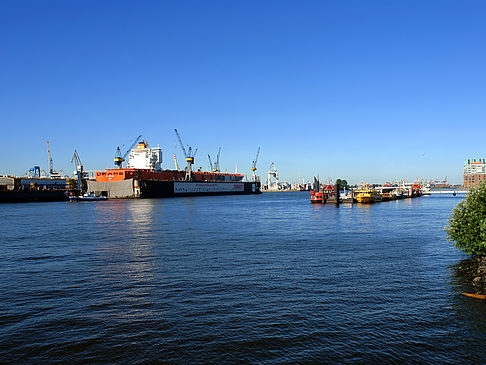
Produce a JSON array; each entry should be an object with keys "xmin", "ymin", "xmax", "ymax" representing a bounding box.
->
[{"xmin": 127, "ymin": 141, "xmax": 163, "ymax": 171}]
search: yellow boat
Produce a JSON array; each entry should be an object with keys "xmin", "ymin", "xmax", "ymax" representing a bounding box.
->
[
  {"xmin": 354, "ymin": 187, "xmax": 383, "ymax": 203},
  {"xmin": 381, "ymin": 191, "xmax": 394, "ymax": 201}
]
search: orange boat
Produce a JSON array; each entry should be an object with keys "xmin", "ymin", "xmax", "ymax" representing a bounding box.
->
[{"xmin": 310, "ymin": 180, "xmax": 334, "ymax": 204}]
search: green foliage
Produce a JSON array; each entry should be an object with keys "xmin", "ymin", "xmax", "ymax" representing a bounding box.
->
[
  {"xmin": 446, "ymin": 182, "xmax": 486, "ymax": 256},
  {"xmin": 336, "ymin": 179, "xmax": 349, "ymax": 189}
]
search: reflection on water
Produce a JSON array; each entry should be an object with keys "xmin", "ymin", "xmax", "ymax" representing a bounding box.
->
[{"xmin": 0, "ymin": 194, "xmax": 485, "ymax": 363}]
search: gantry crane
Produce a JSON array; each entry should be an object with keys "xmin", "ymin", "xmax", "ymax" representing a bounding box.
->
[
  {"xmin": 27, "ymin": 166, "xmax": 41, "ymax": 178},
  {"xmin": 267, "ymin": 162, "xmax": 279, "ymax": 189},
  {"xmin": 174, "ymin": 129, "xmax": 198, "ymax": 180},
  {"xmin": 251, "ymin": 147, "xmax": 260, "ymax": 182},
  {"xmin": 114, "ymin": 134, "xmax": 142, "ymax": 168}
]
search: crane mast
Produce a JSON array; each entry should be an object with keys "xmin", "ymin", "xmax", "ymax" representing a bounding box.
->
[
  {"xmin": 208, "ymin": 147, "xmax": 221, "ymax": 172},
  {"xmin": 208, "ymin": 154, "xmax": 214, "ymax": 172},
  {"xmin": 71, "ymin": 149, "xmax": 85, "ymax": 192},
  {"xmin": 251, "ymin": 147, "xmax": 260, "ymax": 181},
  {"xmin": 215, "ymin": 147, "xmax": 221, "ymax": 172},
  {"xmin": 46, "ymin": 140, "xmax": 60, "ymax": 178},
  {"xmin": 174, "ymin": 129, "xmax": 197, "ymax": 181}
]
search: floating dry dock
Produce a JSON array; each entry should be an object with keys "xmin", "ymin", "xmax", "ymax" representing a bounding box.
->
[{"xmin": 88, "ymin": 140, "xmax": 261, "ymax": 199}]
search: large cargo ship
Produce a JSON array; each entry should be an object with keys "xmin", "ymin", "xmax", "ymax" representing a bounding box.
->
[{"xmin": 87, "ymin": 140, "xmax": 261, "ymax": 199}]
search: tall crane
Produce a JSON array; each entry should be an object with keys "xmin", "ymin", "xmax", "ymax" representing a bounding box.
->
[
  {"xmin": 174, "ymin": 129, "xmax": 197, "ymax": 180},
  {"xmin": 208, "ymin": 147, "xmax": 221, "ymax": 172},
  {"xmin": 267, "ymin": 162, "xmax": 279, "ymax": 189},
  {"xmin": 114, "ymin": 134, "xmax": 142, "ymax": 168},
  {"xmin": 71, "ymin": 150, "xmax": 84, "ymax": 192},
  {"xmin": 215, "ymin": 147, "xmax": 221, "ymax": 172},
  {"xmin": 46, "ymin": 140, "xmax": 61, "ymax": 178},
  {"xmin": 251, "ymin": 147, "xmax": 260, "ymax": 182},
  {"xmin": 208, "ymin": 154, "xmax": 214, "ymax": 172}
]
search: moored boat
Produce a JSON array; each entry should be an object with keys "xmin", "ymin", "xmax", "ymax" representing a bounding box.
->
[
  {"xmin": 310, "ymin": 190, "xmax": 324, "ymax": 203},
  {"xmin": 70, "ymin": 193, "xmax": 108, "ymax": 201},
  {"xmin": 354, "ymin": 187, "xmax": 382, "ymax": 203}
]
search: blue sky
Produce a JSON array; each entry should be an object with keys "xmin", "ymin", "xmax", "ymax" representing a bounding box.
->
[{"xmin": 1, "ymin": 0, "xmax": 485, "ymax": 184}]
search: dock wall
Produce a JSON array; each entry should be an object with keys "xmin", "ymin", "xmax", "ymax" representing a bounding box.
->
[{"xmin": 87, "ymin": 179, "xmax": 135, "ymax": 198}]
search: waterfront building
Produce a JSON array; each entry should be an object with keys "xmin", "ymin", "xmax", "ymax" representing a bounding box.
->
[{"xmin": 463, "ymin": 158, "xmax": 486, "ymax": 188}]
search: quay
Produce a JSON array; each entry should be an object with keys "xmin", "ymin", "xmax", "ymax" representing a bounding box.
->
[
  {"xmin": 309, "ymin": 179, "xmax": 453, "ymax": 204},
  {"xmin": 425, "ymin": 189, "xmax": 467, "ymax": 195}
]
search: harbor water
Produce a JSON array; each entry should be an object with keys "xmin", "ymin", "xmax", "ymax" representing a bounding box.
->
[{"xmin": 1, "ymin": 193, "xmax": 486, "ymax": 363}]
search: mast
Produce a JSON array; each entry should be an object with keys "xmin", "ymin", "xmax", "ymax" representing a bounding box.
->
[{"xmin": 47, "ymin": 140, "xmax": 52, "ymax": 176}]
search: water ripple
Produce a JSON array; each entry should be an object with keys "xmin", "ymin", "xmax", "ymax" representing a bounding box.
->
[{"xmin": 0, "ymin": 194, "xmax": 485, "ymax": 363}]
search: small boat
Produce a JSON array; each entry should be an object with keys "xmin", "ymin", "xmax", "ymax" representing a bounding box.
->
[
  {"xmin": 354, "ymin": 187, "xmax": 382, "ymax": 203},
  {"xmin": 69, "ymin": 193, "xmax": 108, "ymax": 201},
  {"xmin": 310, "ymin": 190, "xmax": 325, "ymax": 203}
]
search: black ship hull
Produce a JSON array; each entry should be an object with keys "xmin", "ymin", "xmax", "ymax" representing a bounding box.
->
[
  {"xmin": 87, "ymin": 179, "xmax": 261, "ymax": 199},
  {"xmin": 0, "ymin": 190, "xmax": 69, "ymax": 203}
]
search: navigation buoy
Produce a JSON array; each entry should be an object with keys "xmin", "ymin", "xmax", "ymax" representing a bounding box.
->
[{"xmin": 462, "ymin": 293, "xmax": 486, "ymax": 300}]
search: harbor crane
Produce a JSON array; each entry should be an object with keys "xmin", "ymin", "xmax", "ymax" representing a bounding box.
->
[
  {"xmin": 251, "ymin": 147, "xmax": 260, "ymax": 182},
  {"xmin": 208, "ymin": 154, "xmax": 214, "ymax": 172},
  {"xmin": 208, "ymin": 147, "xmax": 221, "ymax": 172},
  {"xmin": 46, "ymin": 140, "xmax": 61, "ymax": 178},
  {"xmin": 267, "ymin": 162, "xmax": 279, "ymax": 190},
  {"xmin": 114, "ymin": 134, "xmax": 142, "ymax": 168},
  {"xmin": 71, "ymin": 149, "xmax": 85, "ymax": 192},
  {"xmin": 174, "ymin": 129, "xmax": 198, "ymax": 181},
  {"xmin": 27, "ymin": 166, "xmax": 41, "ymax": 178}
]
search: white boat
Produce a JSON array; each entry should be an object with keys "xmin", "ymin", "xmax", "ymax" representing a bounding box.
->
[{"xmin": 69, "ymin": 193, "xmax": 108, "ymax": 201}]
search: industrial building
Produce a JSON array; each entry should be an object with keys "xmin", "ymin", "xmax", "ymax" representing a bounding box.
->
[{"xmin": 463, "ymin": 158, "xmax": 486, "ymax": 188}]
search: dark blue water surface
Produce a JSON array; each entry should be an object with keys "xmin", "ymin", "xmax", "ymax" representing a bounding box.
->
[{"xmin": 1, "ymin": 193, "xmax": 486, "ymax": 363}]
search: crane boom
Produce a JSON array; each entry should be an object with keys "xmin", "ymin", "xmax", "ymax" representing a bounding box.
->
[
  {"xmin": 123, "ymin": 135, "xmax": 142, "ymax": 160},
  {"xmin": 71, "ymin": 149, "xmax": 84, "ymax": 192},
  {"xmin": 215, "ymin": 147, "xmax": 221, "ymax": 172},
  {"xmin": 251, "ymin": 147, "xmax": 260, "ymax": 182},
  {"xmin": 208, "ymin": 154, "xmax": 214, "ymax": 171},
  {"xmin": 174, "ymin": 129, "xmax": 196, "ymax": 180},
  {"xmin": 71, "ymin": 150, "xmax": 83, "ymax": 168},
  {"xmin": 251, "ymin": 147, "xmax": 260, "ymax": 171},
  {"xmin": 114, "ymin": 134, "xmax": 142, "ymax": 168},
  {"xmin": 174, "ymin": 129, "xmax": 188, "ymax": 158}
]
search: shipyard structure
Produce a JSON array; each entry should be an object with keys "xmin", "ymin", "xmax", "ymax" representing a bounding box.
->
[
  {"xmin": 88, "ymin": 139, "xmax": 261, "ymax": 199},
  {"xmin": 463, "ymin": 158, "xmax": 486, "ymax": 188}
]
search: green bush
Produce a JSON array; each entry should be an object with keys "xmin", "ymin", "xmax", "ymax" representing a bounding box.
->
[{"xmin": 446, "ymin": 182, "xmax": 486, "ymax": 256}]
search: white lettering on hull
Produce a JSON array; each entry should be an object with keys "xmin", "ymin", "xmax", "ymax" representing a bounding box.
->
[{"xmin": 174, "ymin": 182, "xmax": 245, "ymax": 194}]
